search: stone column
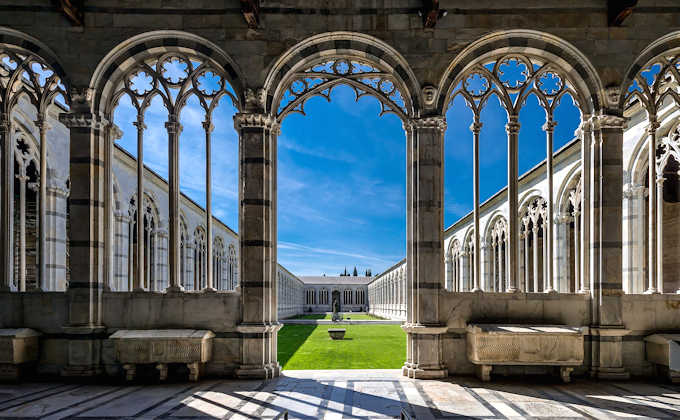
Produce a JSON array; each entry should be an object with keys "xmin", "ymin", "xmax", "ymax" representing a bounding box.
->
[
  {"xmin": 0, "ymin": 113, "xmax": 13, "ymax": 291},
  {"xmin": 532, "ymin": 225, "xmax": 539, "ymax": 292},
  {"xmin": 133, "ymin": 116, "xmax": 145, "ymax": 292},
  {"xmin": 490, "ymin": 238, "xmax": 496, "ymax": 292},
  {"xmin": 579, "ymin": 119, "xmax": 592, "ymax": 294},
  {"xmin": 506, "ymin": 116, "xmax": 520, "ymax": 292},
  {"xmin": 471, "ymin": 120, "xmax": 482, "ymax": 292},
  {"xmin": 522, "ymin": 218, "xmax": 530, "ymax": 292},
  {"xmin": 234, "ymin": 112, "xmax": 279, "ymax": 379},
  {"xmin": 16, "ymin": 173, "xmax": 28, "ymax": 292},
  {"xmin": 646, "ymin": 121, "xmax": 660, "ymax": 293},
  {"xmin": 656, "ymin": 176, "xmax": 665, "ymax": 294},
  {"xmin": 553, "ymin": 213, "xmax": 571, "ymax": 292},
  {"xmin": 573, "ymin": 211, "xmax": 581, "ymax": 293},
  {"xmin": 203, "ymin": 118, "xmax": 215, "ymax": 291},
  {"xmin": 445, "ymin": 254, "xmax": 453, "ymax": 291},
  {"xmin": 544, "ymin": 119, "xmax": 557, "ymax": 292},
  {"xmin": 48, "ymin": 185, "xmax": 69, "ymax": 291},
  {"xmin": 166, "ymin": 115, "xmax": 183, "ymax": 292},
  {"xmin": 402, "ymin": 116, "xmax": 447, "ymax": 379},
  {"xmin": 588, "ymin": 113, "xmax": 628, "ymax": 379},
  {"xmin": 59, "ymin": 107, "xmax": 108, "ymax": 377},
  {"xmin": 36, "ymin": 115, "xmax": 49, "ymax": 290}
]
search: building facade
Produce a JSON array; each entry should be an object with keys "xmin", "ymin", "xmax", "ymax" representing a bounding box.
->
[
  {"xmin": 299, "ymin": 276, "xmax": 370, "ymax": 313},
  {"xmin": 2, "ymin": 2, "xmax": 680, "ymax": 381}
]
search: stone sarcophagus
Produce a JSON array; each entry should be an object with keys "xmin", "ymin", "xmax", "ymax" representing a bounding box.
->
[
  {"xmin": 0, "ymin": 328, "xmax": 41, "ymax": 380},
  {"xmin": 109, "ymin": 329, "xmax": 214, "ymax": 381},
  {"xmin": 466, "ymin": 324, "xmax": 584, "ymax": 382},
  {"xmin": 644, "ymin": 334, "xmax": 680, "ymax": 382}
]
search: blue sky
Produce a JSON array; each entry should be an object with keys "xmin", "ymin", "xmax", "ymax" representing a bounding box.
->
[{"xmin": 114, "ymin": 80, "xmax": 580, "ymax": 277}]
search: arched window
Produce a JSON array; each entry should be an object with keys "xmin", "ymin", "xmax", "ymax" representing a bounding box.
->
[
  {"xmin": 0, "ymin": 38, "xmax": 69, "ymax": 292},
  {"xmin": 319, "ymin": 288, "xmax": 329, "ymax": 305},
  {"xmin": 446, "ymin": 240, "xmax": 461, "ymax": 291},
  {"xmin": 193, "ymin": 227, "xmax": 207, "ymax": 291},
  {"xmin": 343, "ymin": 289, "xmax": 353, "ymax": 305},
  {"xmin": 126, "ymin": 194, "xmax": 159, "ymax": 291},
  {"xmin": 213, "ymin": 236, "xmax": 225, "ymax": 290},
  {"xmin": 486, "ymin": 217, "xmax": 508, "ymax": 292},
  {"xmin": 227, "ymin": 244, "xmax": 237, "ymax": 290},
  {"xmin": 520, "ymin": 197, "xmax": 547, "ymax": 292}
]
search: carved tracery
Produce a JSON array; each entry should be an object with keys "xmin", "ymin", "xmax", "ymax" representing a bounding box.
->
[{"xmin": 276, "ymin": 57, "xmax": 410, "ymax": 120}]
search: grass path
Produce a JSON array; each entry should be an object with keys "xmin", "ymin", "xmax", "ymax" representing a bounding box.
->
[{"xmin": 278, "ymin": 324, "xmax": 406, "ymax": 369}]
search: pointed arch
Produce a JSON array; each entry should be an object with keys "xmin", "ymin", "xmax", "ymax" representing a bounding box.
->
[{"xmin": 264, "ymin": 31, "xmax": 423, "ymax": 122}]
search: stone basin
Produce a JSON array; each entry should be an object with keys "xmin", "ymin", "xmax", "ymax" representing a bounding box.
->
[{"xmin": 328, "ymin": 329, "xmax": 346, "ymax": 340}]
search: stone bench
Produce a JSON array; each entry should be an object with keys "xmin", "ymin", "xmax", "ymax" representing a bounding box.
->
[
  {"xmin": 644, "ymin": 334, "xmax": 680, "ymax": 383},
  {"xmin": 0, "ymin": 328, "xmax": 41, "ymax": 381},
  {"xmin": 109, "ymin": 329, "xmax": 214, "ymax": 381},
  {"xmin": 467, "ymin": 324, "xmax": 584, "ymax": 383}
]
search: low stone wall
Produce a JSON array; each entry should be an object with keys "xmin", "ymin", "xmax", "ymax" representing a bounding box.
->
[
  {"xmin": 439, "ymin": 292, "xmax": 591, "ymax": 376},
  {"xmin": 0, "ymin": 291, "xmax": 242, "ymax": 378}
]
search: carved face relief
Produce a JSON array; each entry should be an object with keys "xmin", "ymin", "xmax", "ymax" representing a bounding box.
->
[{"xmin": 423, "ymin": 85, "xmax": 437, "ymax": 107}]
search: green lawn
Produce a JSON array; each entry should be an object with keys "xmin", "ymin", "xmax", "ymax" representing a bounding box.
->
[
  {"xmin": 278, "ymin": 324, "xmax": 406, "ymax": 369},
  {"xmin": 286, "ymin": 313, "xmax": 386, "ymax": 320}
]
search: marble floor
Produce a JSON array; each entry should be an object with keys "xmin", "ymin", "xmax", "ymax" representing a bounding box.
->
[{"xmin": 2, "ymin": 370, "xmax": 680, "ymax": 419}]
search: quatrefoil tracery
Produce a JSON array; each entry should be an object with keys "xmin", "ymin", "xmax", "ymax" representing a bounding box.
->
[
  {"xmin": 450, "ymin": 54, "xmax": 577, "ymax": 119},
  {"xmin": 112, "ymin": 53, "xmax": 237, "ymax": 120},
  {"xmin": 625, "ymin": 55, "xmax": 680, "ymax": 116},
  {"xmin": 277, "ymin": 58, "xmax": 410, "ymax": 120},
  {"xmin": 0, "ymin": 49, "xmax": 67, "ymax": 115}
]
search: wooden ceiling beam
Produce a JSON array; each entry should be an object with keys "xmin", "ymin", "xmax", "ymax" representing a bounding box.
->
[
  {"xmin": 241, "ymin": 0, "xmax": 260, "ymax": 29},
  {"xmin": 57, "ymin": 0, "xmax": 84, "ymax": 26},
  {"xmin": 608, "ymin": 0, "xmax": 637, "ymax": 26}
]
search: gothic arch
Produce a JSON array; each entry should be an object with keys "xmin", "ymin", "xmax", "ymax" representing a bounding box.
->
[
  {"xmin": 620, "ymin": 31, "xmax": 680, "ymax": 115},
  {"xmin": 263, "ymin": 31, "xmax": 423, "ymax": 121},
  {"xmin": 557, "ymin": 167, "xmax": 582, "ymax": 214},
  {"xmin": 436, "ymin": 29, "xmax": 604, "ymax": 116},
  {"xmin": 483, "ymin": 211, "xmax": 507, "ymax": 241},
  {"xmin": 519, "ymin": 189, "xmax": 544, "ymax": 213},
  {"xmin": 0, "ymin": 26, "xmax": 71, "ymax": 110},
  {"xmin": 89, "ymin": 30, "xmax": 246, "ymax": 117}
]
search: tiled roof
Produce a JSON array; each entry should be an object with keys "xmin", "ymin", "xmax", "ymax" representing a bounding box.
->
[{"xmin": 299, "ymin": 276, "xmax": 373, "ymax": 285}]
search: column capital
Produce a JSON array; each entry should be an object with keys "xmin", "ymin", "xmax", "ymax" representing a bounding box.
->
[
  {"xmin": 408, "ymin": 115, "xmax": 447, "ymax": 132},
  {"xmin": 555, "ymin": 212, "xmax": 573, "ymax": 224},
  {"xmin": 647, "ymin": 120, "xmax": 661, "ymax": 135},
  {"xmin": 165, "ymin": 116, "xmax": 182, "ymax": 134},
  {"xmin": 469, "ymin": 121, "xmax": 483, "ymax": 134},
  {"xmin": 233, "ymin": 112, "xmax": 277, "ymax": 130},
  {"xmin": 35, "ymin": 114, "xmax": 51, "ymax": 133},
  {"xmin": 59, "ymin": 112, "xmax": 109, "ymax": 130},
  {"xmin": 656, "ymin": 176, "xmax": 666, "ymax": 185},
  {"xmin": 47, "ymin": 185, "xmax": 69, "ymax": 198},
  {"xmin": 202, "ymin": 119, "xmax": 215, "ymax": 133},
  {"xmin": 110, "ymin": 124, "xmax": 123, "ymax": 141},
  {"xmin": 542, "ymin": 119, "xmax": 558, "ymax": 132},
  {"xmin": 132, "ymin": 118, "xmax": 147, "ymax": 131},
  {"xmin": 574, "ymin": 116, "xmax": 594, "ymax": 137},
  {"xmin": 505, "ymin": 115, "xmax": 520, "ymax": 134},
  {"xmin": 15, "ymin": 174, "xmax": 29, "ymax": 183},
  {"xmin": 592, "ymin": 114, "xmax": 627, "ymax": 130}
]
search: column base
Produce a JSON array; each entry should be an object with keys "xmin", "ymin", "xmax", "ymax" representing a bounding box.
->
[
  {"xmin": 236, "ymin": 365, "xmax": 269, "ymax": 379},
  {"xmin": 166, "ymin": 285, "xmax": 185, "ymax": 293},
  {"xmin": 589, "ymin": 367, "xmax": 630, "ymax": 380},
  {"xmin": 644, "ymin": 288, "xmax": 659, "ymax": 294},
  {"xmin": 268, "ymin": 362, "xmax": 281, "ymax": 378}
]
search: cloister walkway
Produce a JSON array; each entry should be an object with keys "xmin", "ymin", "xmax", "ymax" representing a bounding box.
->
[{"xmin": 2, "ymin": 370, "xmax": 680, "ymax": 419}]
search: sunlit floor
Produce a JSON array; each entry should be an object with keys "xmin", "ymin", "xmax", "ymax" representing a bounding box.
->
[{"xmin": 2, "ymin": 370, "xmax": 680, "ymax": 419}]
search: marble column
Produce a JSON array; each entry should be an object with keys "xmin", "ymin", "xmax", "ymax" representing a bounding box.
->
[
  {"xmin": 544, "ymin": 119, "xmax": 557, "ymax": 292},
  {"xmin": 0, "ymin": 113, "xmax": 13, "ymax": 291},
  {"xmin": 532, "ymin": 225, "xmax": 539, "ymax": 292},
  {"xmin": 445, "ymin": 254, "xmax": 453, "ymax": 291},
  {"xmin": 646, "ymin": 121, "xmax": 660, "ymax": 293},
  {"xmin": 471, "ymin": 120, "xmax": 482, "ymax": 292},
  {"xmin": 203, "ymin": 118, "xmax": 215, "ymax": 291},
  {"xmin": 402, "ymin": 116, "xmax": 447, "ymax": 379},
  {"xmin": 588, "ymin": 113, "xmax": 628, "ymax": 379},
  {"xmin": 166, "ymin": 115, "xmax": 183, "ymax": 292},
  {"xmin": 579, "ymin": 119, "xmax": 592, "ymax": 294},
  {"xmin": 58, "ymin": 106, "xmax": 108, "ymax": 377},
  {"xmin": 234, "ymin": 112, "xmax": 279, "ymax": 379},
  {"xmin": 16, "ymin": 173, "xmax": 28, "ymax": 292},
  {"xmin": 36, "ymin": 115, "xmax": 48, "ymax": 291},
  {"xmin": 656, "ymin": 176, "xmax": 665, "ymax": 294},
  {"xmin": 133, "ymin": 116, "xmax": 145, "ymax": 292},
  {"xmin": 573, "ymin": 211, "xmax": 581, "ymax": 293},
  {"xmin": 522, "ymin": 218, "xmax": 530, "ymax": 292},
  {"xmin": 506, "ymin": 116, "xmax": 520, "ymax": 292}
]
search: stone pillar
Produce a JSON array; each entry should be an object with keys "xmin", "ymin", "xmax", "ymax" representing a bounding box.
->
[
  {"xmin": 203, "ymin": 118, "xmax": 215, "ymax": 291},
  {"xmin": 402, "ymin": 116, "xmax": 447, "ymax": 379},
  {"xmin": 544, "ymin": 119, "xmax": 557, "ymax": 293},
  {"xmin": 579, "ymin": 119, "xmax": 592, "ymax": 295},
  {"xmin": 471, "ymin": 120, "xmax": 482, "ymax": 292},
  {"xmin": 47, "ymin": 185, "xmax": 69, "ymax": 291},
  {"xmin": 588, "ymin": 113, "xmax": 629, "ymax": 380},
  {"xmin": 59, "ymin": 107, "xmax": 108, "ymax": 377},
  {"xmin": 656, "ymin": 176, "xmax": 665, "ymax": 294},
  {"xmin": 445, "ymin": 254, "xmax": 453, "ymax": 291},
  {"xmin": 573, "ymin": 211, "xmax": 581, "ymax": 293},
  {"xmin": 234, "ymin": 112, "xmax": 279, "ymax": 379},
  {"xmin": 36, "ymin": 116, "xmax": 49, "ymax": 291},
  {"xmin": 506, "ymin": 116, "xmax": 520, "ymax": 292},
  {"xmin": 646, "ymin": 121, "xmax": 660, "ymax": 293},
  {"xmin": 16, "ymin": 173, "xmax": 28, "ymax": 292},
  {"xmin": 522, "ymin": 218, "xmax": 530, "ymax": 292},
  {"xmin": 0, "ymin": 113, "xmax": 13, "ymax": 291},
  {"xmin": 532, "ymin": 225, "xmax": 539, "ymax": 292},
  {"xmin": 554, "ymin": 213, "xmax": 572, "ymax": 293},
  {"xmin": 166, "ymin": 115, "xmax": 183, "ymax": 292}
]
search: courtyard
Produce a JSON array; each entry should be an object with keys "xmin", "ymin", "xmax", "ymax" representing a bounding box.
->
[
  {"xmin": 278, "ymin": 324, "xmax": 406, "ymax": 370},
  {"xmin": 1, "ymin": 370, "xmax": 679, "ymax": 419}
]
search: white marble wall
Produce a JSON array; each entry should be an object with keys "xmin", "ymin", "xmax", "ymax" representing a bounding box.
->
[{"xmin": 368, "ymin": 260, "xmax": 406, "ymax": 320}]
